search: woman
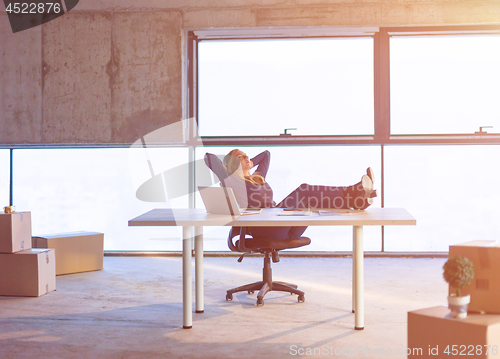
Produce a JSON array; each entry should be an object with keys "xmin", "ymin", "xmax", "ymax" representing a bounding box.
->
[{"xmin": 220, "ymin": 149, "xmax": 376, "ymax": 240}]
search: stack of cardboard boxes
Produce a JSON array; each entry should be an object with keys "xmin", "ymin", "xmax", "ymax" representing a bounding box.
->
[
  {"xmin": 408, "ymin": 241, "xmax": 500, "ymax": 358},
  {"xmin": 0, "ymin": 211, "xmax": 56, "ymax": 297}
]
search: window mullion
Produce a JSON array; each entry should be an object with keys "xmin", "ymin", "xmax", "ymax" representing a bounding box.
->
[{"xmin": 374, "ymin": 30, "xmax": 391, "ymax": 144}]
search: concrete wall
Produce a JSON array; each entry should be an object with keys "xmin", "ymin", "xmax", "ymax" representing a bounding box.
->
[{"xmin": 1, "ymin": 1, "xmax": 499, "ymax": 145}]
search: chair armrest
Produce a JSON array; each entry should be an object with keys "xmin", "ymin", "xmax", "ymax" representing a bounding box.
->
[
  {"xmin": 236, "ymin": 227, "xmax": 251, "ymax": 252},
  {"xmin": 227, "ymin": 226, "xmax": 253, "ymax": 253},
  {"xmin": 228, "ymin": 226, "xmax": 243, "ymax": 252}
]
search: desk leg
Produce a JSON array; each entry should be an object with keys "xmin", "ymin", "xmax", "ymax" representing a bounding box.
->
[
  {"xmin": 353, "ymin": 225, "xmax": 364, "ymax": 330},
  {"xmin": 182, "ymin": 226, "xmax": 193, "ymax": 329},
  {"xmin": 352, "ymin": 236, "xmax": 355, "ymax": 314},
  {"xmin": 195, "ymin": 226, "xmax": 204, "ymax": 314}
]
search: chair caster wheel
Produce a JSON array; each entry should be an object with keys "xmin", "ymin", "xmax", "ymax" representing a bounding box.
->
[
  {"xmin": 226, "ymin": 293, "xmax": 233, "ymax": 301},
  {"xmin": 298, "ymin": 295, "xmax": 305, "ymax": 303},
  {"xmin": 256, "ymin": 298, "xmax": 264, "ymax": 306},
  {"xmin": 248, "ymin": 290, "xmax": 254, "ymax": 294}
]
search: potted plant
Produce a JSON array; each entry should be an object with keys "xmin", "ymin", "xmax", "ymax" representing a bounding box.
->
[{"xmin": 443, "ymin": 256, "xmax": 475, "ymax": 319}]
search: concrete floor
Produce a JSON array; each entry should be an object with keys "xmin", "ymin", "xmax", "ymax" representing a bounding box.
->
[{"xmin": 0, "ymin": 256, "xmax": 448, "ymax": 359}]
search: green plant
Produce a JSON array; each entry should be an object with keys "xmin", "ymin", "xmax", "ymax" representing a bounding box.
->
[{"xmin": 443, "ymin": 256, "xmax": 475, "ymax": 297}]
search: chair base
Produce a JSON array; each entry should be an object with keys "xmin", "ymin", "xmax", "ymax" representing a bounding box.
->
[
  {"xmin": 226, "ymin": 280, "xmax": 305, "ymax": 305},
  {"xmin": 225, "ymin": 249, "xmax": 308, "ymax": 305}
]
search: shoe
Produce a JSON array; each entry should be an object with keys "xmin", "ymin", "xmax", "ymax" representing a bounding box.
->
[
  {"xmin": 344, "ymin": 175, "xmax": 373, "ymax": 209},
  {"xmin": 366, "ymin": 167, "xmax": 375, "ymax": 185},
  {"xmin": 359, "ymin": 174, "xmax": 373, "ymax": 197},
  {"xmin": 354, "ymin": 197, "xmax": 373, "ymax": 210}
]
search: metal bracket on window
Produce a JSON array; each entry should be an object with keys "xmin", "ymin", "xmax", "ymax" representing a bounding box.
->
[
  {"xmin": 475, "ymin": 126, "xmax": 493, "ymax": 134},
  {"xmin": 280, "ymin": 128, "xmax": 297, "ymax": 136}
]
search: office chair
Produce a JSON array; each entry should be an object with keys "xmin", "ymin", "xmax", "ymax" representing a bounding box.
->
[
  {"xmin": 204, "ymin": 153, "xmax": 311, "ymax": 305},
  {"xmin": 226, "ymin": 226, "xmax": 310, "ymax": 305}
]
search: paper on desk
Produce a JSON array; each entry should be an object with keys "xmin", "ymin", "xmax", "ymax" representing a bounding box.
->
[{"xmin": 277, "ymin": 209, "xmax": 312, "ymax": 216}]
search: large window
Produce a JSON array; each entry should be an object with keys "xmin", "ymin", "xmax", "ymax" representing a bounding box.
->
[
  {"xmin": 390, "ymin": 35, "xmax": 500, "ymax": 135},
  {"xmin": 384, "ymin": 145, "xmax": 500, "ymax": 251},
  {"xmin": 13, "ymin": 148, "xmax": 189, "ymax": 251},
  {"xmin": 198, "ymin": 38, "xmax": 374, "ymax": 137}
]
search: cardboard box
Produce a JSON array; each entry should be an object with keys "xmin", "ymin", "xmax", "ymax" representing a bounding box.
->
[
  {"xmin": 449, "ymin": 240, "xmax": 500, "ymax": 314},
  {"xmin": 0, "ymin": 249, "xmax": 56, "ymax": 297},
  {"xmin": 408, "ymin": 306, "xmax": 500, "ymax": 358},
  {"xmin": 0, "ymin": 212, "xmax": 32, "ymax": 253},
  {"xmin": 32, "ymin": 231, "xmax": 104, "ymax": 275}
]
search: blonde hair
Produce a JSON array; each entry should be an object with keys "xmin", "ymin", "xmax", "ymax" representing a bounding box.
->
[{"xmin": 224, "ymin": 149, "xmax": 266, "ymax": 185}]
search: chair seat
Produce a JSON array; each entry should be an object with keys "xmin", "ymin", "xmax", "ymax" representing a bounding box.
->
[{"xmin": 239, "ymin": 236, "xmax": 311, "ymax": 251}]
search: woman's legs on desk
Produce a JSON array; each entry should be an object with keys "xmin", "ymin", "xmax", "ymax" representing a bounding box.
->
[
  {"xmin": 276, "ymin": 170, "xmax": 375, "ymax": 210},
  {"xmin": 248, "ymin": 168, "xmax": 376, "ymax": 241}
]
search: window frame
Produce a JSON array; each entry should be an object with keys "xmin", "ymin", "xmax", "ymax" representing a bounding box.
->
[{"xmin": 187, "ymin": 25, "xmax": 500, "ymax": 147}]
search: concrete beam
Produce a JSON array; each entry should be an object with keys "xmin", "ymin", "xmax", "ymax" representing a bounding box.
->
[
  {"xmin": 184, "ymin": 9, "xmax": 257, "ymax": 28},
  {"xmin": 255, "ymin": 6, "xmax": 350, "ymax": 27}
]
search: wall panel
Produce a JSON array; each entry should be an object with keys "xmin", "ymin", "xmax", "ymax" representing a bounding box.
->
[
  {"xmin": 42, "ymin": 12, "xmax": 112, "ymax": 143},
  {"xmin": 0, "ymin": 15, "xmax": 42, "ymax": 144},
  {"xmin": 111, "ymin": 11, "xmax": 183, "ymax": 144}
]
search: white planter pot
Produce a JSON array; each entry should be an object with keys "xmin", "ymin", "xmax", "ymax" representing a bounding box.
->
[{"xmin": 448, "ymin": 294, "xmax": 471, "ymax": 319}]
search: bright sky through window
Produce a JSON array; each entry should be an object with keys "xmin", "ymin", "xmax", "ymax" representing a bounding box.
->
[
  {"xmin": 391, "ymin": 35, "xmax": 500, "ymax": 135},
  {"xmin": 199, "ymin": 38, "xmax": 374, "ymax": 136}
]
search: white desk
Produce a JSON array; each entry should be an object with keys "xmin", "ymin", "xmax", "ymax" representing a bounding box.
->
[{"xmin": 128, "ymin": 207, "xmax": 416, "ymax": 330}]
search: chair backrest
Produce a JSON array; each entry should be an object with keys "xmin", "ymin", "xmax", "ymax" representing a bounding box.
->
[
  {"xmin": 204, "ymin": 153, "xmax": 250, "ymax": 253},
  {"xmin": 204, "ymin": 153, "xmax": 229, "ymax": 182},
  {"xmin": 204, "ymin": 153, "xmax": 249, "ymax": 210}
]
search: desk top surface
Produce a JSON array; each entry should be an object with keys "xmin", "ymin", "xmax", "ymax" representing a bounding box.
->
[{"xmin": 129, "ymin": 208, "xmax": 416, "ymax": 227}]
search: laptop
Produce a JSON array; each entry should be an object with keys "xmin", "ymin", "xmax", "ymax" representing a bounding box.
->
[{"xmin": 198, "ymin": 186, "xmax": 261, "ymax": 216}]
